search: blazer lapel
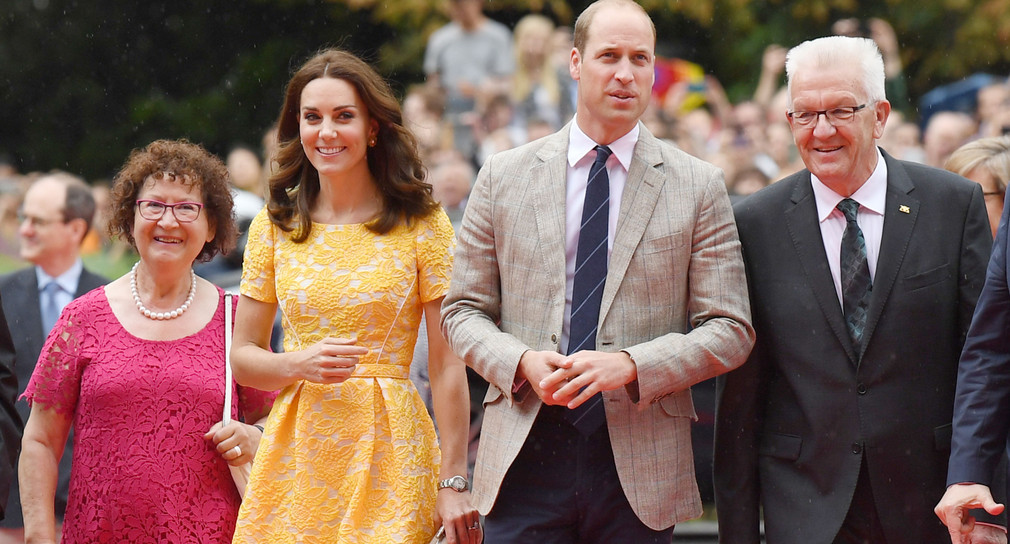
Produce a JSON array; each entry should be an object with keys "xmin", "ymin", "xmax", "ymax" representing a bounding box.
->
[
  {"xmin": 784, "ymin": 175, "xmax": 859, "ymax": 363},
  {"xmin": 860, "ymin": 152, "xmax": 918, "ymax": 360},
  {"xmin": 530, "ymin": 129, "xmax": 571, "ymax": 297},
  {"xmin": 600, "ymin": 129, "xmax": 665, "ymax": 321}
]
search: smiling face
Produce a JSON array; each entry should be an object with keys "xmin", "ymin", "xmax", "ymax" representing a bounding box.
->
[
  {"xmin": 788, "ymin": 63, "xmax": 890, "ymax": 194},
  {"xmin": 570, "ymin": 4, "xmax": 655, "ymax": 144},
  {"xmin": 299, "ymin": 77, "xmax": 378, "ymax": 184},
  {"xmin": 132, "ymin": 175, "xmax": 214, "ymax": 268}
]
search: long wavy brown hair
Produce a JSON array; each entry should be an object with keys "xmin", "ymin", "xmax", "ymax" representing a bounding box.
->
[{"xmin": 268, "ymin": 48, "xmax": 437, "ymax": 243}]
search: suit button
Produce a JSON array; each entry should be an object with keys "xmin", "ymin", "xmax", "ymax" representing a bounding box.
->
[
  {"xmin": 551, "ymin": 333, "xmax": 558, "ymax": 344},
  {"xmin": 856, "ymin": 383, "xmax": 867, "ymax": 395},
  {"xmin": 851, "ymin": 443, "xmax": 863, "ymax": 454}
]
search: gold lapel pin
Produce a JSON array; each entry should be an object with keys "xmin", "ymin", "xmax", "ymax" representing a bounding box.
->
[{"xmin": 899, "ymin": 205, "xmax": 910, "ymax": 214}]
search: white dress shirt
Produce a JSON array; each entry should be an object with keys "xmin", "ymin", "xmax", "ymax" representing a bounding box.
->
[
  {"xmin": 811, "ymin": 148, "xmax": 888, "ymax": 309},
  {"xmin": 560, "ymin": 121, "xmax": 639, "ymax": 354}
]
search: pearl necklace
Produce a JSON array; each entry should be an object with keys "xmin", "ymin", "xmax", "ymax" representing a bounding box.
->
[{"xmin": 130, "ymin": 261, "xmax": 197, "ymax": 320}]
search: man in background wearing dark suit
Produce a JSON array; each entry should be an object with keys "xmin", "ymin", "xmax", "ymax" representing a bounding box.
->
[
  {"xmin": 714, "ymin": 36, "xmax": 999, "ymax": 543},
  {"xmin": 0, "ymin": 173, "xmax": 108, "ymax": 543}
]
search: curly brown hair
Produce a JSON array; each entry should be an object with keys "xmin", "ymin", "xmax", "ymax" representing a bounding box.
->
[
  {"xmin": 269, "ymin": 48, "xmax": 438, "ymax": 243},
  {"xmin": 108, "ymin": 139, "xmax": 238, "ymax": 262}
]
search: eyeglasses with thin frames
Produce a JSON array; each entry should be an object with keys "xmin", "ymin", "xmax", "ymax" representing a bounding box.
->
[
  {"xmin": 17, "ymin": 213, "xmax": 66, "ymax": 228},
  {"xmin": 136, "ymin": 199, "xmax": 204, "ymax": 223},
  {"xmin": 787, "ymin": 104, "xmax": 868, "ymax": 127}
]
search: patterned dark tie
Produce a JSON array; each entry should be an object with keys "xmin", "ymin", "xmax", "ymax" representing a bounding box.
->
[
  {"xmin": 566, "ymin": 145, "xmax": 612, "ymax": 434},
  {"xmin": 837, "ymin": 198, "xmax": 872, "ymax": 353}
]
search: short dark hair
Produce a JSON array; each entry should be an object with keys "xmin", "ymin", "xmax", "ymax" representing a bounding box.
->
[
  {"xmin": 63, "ymin": 182, "xmax": 96, "ymax": 237},
  {"xmin": 108, "ymin": 139, "xmax": 237, "ymax": 262}
]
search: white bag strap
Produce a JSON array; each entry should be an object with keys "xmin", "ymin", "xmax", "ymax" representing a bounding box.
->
[{"xmin": 222, "ymin": 292, "xmax": 234, "ymax": 426}]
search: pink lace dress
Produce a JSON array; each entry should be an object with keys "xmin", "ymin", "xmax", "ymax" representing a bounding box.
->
[{"xmin": 22, "ymin": 287, "xmax": 276, "ymax": 544}]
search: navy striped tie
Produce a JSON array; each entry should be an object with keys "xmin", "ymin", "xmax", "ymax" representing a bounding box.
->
[
  {"xmin": 566, "ymin": 145, "xmax": 612, "ymax": 434},
  {"xmin": 837, "ymin": 198, "xmax": 872, "ymax": 354}
]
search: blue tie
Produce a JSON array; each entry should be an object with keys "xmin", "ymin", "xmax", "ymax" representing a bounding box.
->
[
  {"xmin": 41, "ymin": 281, "xmax": 63, "ymax": 334},
  {"xmin": 837, "ymin": 198, "xmax": 872, "ymax": 354},
  {"xmin": 566, "ymin": 145, "xmax": 612, "ymax": 434}
]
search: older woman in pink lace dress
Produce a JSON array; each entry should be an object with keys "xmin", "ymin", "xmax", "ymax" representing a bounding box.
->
[{"xmin": 18, "ymin": 139, "xmax": 276, "ymax": 544}]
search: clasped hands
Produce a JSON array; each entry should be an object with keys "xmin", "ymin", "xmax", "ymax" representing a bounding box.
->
[
  {"xmin": 935, "ymin": 483, "xmax": 1008, "ymax": 544},
  {"xmin": 518, "ymin": 349, "xmax": 637, "ymax": 408}
]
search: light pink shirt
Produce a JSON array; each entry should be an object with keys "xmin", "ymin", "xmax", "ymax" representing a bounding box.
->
[
  {"xmin": 560, "ymin": 121, "xmax": 639, "ymax": 353},
  {"xmin": 811, "ymin": 148, "xmax": 887, "ymax": 309}
]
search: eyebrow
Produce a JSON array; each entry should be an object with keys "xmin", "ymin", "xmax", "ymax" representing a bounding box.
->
[
  {"xmin": 300, "ymin": 104, "xmax": 358, "ymax": 111},
  {"xmin": 595, "ymin": 44, "xmax": 653, "ymax": 56}
]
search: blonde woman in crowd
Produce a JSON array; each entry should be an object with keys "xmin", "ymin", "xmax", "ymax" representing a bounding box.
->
[{"xmin": 946, "ymin": 135, "xmax": 1010, "ymax": 237}]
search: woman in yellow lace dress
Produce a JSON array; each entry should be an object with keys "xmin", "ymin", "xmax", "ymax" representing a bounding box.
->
[{"xmin": 230, "ymin": 49, "xmax": 479, "ymax": 544}]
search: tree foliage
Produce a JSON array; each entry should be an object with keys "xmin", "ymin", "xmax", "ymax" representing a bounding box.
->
[{"xmin": 2, "ymin": 0, "xmax": 1010, "ymax": 180}]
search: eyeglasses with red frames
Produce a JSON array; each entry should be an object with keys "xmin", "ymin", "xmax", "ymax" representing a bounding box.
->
[{"xmin": 136, "ymin": 199, "xmax": 204, "ymax": 223}]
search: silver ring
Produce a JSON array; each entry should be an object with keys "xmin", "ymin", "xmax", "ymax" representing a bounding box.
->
[
  {"xmin": 230, "ymin": 445, "xmax": 242, "ymax": 458},
  {"xmin": 469, "ymin": 522, "xmax": 480, "ymax": 530}
]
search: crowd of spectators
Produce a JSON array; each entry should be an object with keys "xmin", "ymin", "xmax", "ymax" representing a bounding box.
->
[{"xmin": 2, "ymin": 13, "xmax": 1006, "ymax": 277}]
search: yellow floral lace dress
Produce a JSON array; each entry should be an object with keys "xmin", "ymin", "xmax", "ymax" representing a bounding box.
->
[{"xmin": 232, "ymin": 208, "xmax": 454, "ymax": 543}]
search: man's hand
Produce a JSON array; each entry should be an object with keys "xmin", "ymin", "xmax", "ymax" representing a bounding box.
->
[
  {"xmin": 516, "ymin": 350, "xmax": 569, "ymax": 405},
  {"xmin": 540, "ymin": 350, "xmax": 637, "ymax": 408},
  {"xmin": 935, "ymin": 483, "xmax": 1006, "ymax": 544}
]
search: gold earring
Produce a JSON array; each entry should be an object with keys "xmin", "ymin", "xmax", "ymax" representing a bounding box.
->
[{"xmin": 368, "ymin": 138, "xmax": 377, "ymax": 147}]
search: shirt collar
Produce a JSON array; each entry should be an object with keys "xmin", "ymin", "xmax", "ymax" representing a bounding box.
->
[
  {"xmin": 37, "ymin": 259, "xmax": 83, "ymax": 294},
  {"xmin": 811, "ymin": 148, "xmax": 888, "ymax": 222},
  {"xmin": 568, "ymin": 121, "xmax": 639, "ymax": 171}
]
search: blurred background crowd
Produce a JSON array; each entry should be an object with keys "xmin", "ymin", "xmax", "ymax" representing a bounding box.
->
[{"xmin": 5, "ymin": 0, "xmax": 1010, "ymax": 518}]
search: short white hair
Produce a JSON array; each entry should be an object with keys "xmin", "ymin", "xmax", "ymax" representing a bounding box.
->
[{"xmin": 785, "ymin": 36, "xmax": 886, "ymax": 108}]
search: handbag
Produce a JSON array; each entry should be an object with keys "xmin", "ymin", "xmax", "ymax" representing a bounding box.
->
[{"xmin": 222, "ymin": 293, "xmax": 253, "ymax": 498}]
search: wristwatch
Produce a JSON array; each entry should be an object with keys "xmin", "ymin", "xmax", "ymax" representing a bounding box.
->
[{"xmin": 438, "ymin": 475, "xmax": 469, "ymax": 492}]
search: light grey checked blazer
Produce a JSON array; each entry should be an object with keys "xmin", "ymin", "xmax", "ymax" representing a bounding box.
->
[{"xmin": 441, "ymin": 123, "xmax": 754, "ymax": 530}]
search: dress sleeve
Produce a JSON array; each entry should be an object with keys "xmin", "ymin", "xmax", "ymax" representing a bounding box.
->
[
  {"xmin": 21, "ymin": 299, "xmax": 90, "ymax": 418},
  {"xmin": 241, "ymin": 208, "xmax": 278, "ymax": 304},
  {"xmin": 416, "ymin": 208, "xmax": 455, "ymax": 304},
  {"xmin": 237, "ymin": 386, "xmax": 277, "ymax": 422}
]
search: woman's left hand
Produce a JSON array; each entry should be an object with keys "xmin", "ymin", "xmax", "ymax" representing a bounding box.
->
[
  {"xmin": 204, "ymin": 421, "xmax": 263, "ymax": 466},
  {"xmin": 435, "ymin": 489, "xmax": 482, "ymax": 544}
]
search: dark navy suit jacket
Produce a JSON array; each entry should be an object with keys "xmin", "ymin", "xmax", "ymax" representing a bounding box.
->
[
  {"xmin": 0, "ymin": 298, "xmax": 21, "ymax": 520},
  {"xmin": 949, "ymin": 189, "xmax": 1010, "ymax": 488}
]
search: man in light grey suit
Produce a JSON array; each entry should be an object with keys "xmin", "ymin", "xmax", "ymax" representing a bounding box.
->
[
  {"xmin": 440, "ymin": 1, "xmax": 754, "ymax": 541},
  {"xmin": 0, "ymin": 173, "xmax": 107, "ymax": 543}
]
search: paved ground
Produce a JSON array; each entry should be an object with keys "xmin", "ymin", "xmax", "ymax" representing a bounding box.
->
[
  {"xmin": 673, "ymin": 521, "xmax": 718, "ymax": 542},
  {"xmin": 673, "ymin": 521, "xmax": 768, "ymax": 543}
]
